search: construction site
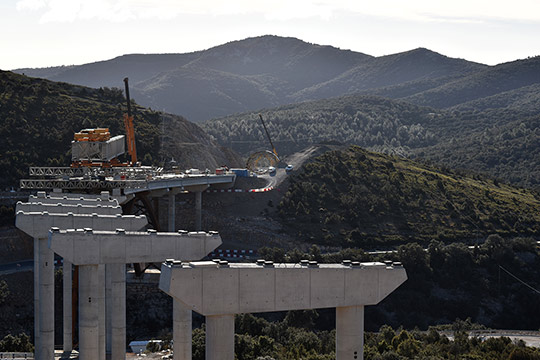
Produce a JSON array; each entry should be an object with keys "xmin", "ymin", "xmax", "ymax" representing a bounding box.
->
[{"xmin": 10, "ymin": 78, "xmax": 407, "ymax": 360}]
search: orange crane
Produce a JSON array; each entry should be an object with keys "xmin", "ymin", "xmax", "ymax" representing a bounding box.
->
[{"xmin": 123, "ymin": 77, "xmax": 137, "ymax": 165}]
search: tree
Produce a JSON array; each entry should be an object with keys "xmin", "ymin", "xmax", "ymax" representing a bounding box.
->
[{"xmin": 0, "ymin": 333, "xmax": 33, "ymax": 352}]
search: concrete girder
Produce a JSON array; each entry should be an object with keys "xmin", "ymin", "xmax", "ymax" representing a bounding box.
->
[{"xmin": 127, "ymin": 174, "xmax": 235, "ymax": 195}]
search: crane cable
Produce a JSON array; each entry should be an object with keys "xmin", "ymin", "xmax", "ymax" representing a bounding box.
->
[{"xmin": 499, "ymin": 265, "xmax": 540, "ymax": 295}]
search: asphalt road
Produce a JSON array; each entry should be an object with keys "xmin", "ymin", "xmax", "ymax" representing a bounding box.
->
[{"xmin": 0, "ymin": 259, "xmax": 33, "ymax": 275}]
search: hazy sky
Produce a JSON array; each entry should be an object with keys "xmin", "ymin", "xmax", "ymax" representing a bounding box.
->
[{"xmin": 2, "ymin": 0, "xmax": 540, "ymax": 70}]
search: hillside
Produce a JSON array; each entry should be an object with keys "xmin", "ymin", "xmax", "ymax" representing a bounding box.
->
[
  {"xmin": 0, "ymin": 70, "xmax": 241, "ymax": 189},
  {"xmin": 403, "ymin": 56, "xmax": 540, "ymax": 108},
  {"xmin": 202, "ymin": 94, "xmax": 540, "ymax": 188},
  {"xmin": 14, "ymin": 35, "xmax": 486, "ymax": 122},
  {"xmin": 292, "ymin": 48, "xmax": 486, "ymax": 102},
  {"xmin": 276, "ymin": 146, "xmax": 540, "ymax": 247},
  {"xmin": 202, "ymin": 95, "xmax": 438, "ymax": 156}
]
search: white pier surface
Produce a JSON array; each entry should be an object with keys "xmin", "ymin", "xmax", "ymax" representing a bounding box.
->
[
  {"xmin": 160, "ymin": 260, "xmax": 407, "ymax": 360},
  {"xmin": 49, "ymin": 229, "xmax": 221, "ymax": 265},
  {"xmin": 160, "ymin": 261, "xmax": 407, "ymax": 315},
  {"xmin": 16, "ymin": 201, "xmax": 122, "ymax": 215}
]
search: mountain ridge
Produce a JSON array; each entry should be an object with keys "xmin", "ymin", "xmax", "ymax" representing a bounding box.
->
[{"xmin": 13, "ymin": 35, "xmax": 495, "ymax": 122}]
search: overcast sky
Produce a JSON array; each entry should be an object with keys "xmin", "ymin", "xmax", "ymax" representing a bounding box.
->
[{"xmin": 2, "ymin": 0, "xmax": 540, "ymax": 70}]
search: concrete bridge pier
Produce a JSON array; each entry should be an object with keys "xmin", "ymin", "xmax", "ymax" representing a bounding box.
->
[
  {"xmin": 79, "ymin": 264, "xmax": 100, "ymax": 360},
  {"xmin": 99, "ymin": 265, "xmax": 106, "ymax": 360},
  {"xmin": 186, "ymin": 185, "xmax": 209, "ymax": 231},
  {"xmin": 168, "ymin": 192, "xmax": 176, "ymax": 232},
  {"xmin": 63, "ymin": 260, "xmax": 73, "ymax": 353},
  {"xmin": 110, "ymin": 263, "xmax": 126, "ymax": 360},
  {"xmin": 38, "ymin": 237, "xmax": 54, "ymax": 360},
  {"xmin": 33, "ymin": 238, "xmax": 40, "ymax": 358},
  {"xmin": 336, "ymin": 305, "xmax": 364, "ymax": 360},
  {"xmin": 173, "ymin": 301, "xmax": 192, "ymax": 360},
  {"xmin": 195, "ymin": 191, "xmax": 202, "ymax": 231},
  {"xmin": 206, "ymin": 315, "xmax": 235, "ymax": 360}
]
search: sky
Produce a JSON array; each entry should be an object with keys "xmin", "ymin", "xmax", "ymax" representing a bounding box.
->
[{"xmin": 1, "ymin": 0, "xmax": 540, "ymax": 70}]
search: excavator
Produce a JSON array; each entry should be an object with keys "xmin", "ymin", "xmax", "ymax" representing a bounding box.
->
[{"xmin": 71, "ymin": 78, "xmax": 137, "ymax": 168}]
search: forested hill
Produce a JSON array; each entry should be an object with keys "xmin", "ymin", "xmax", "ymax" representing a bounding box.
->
[
  {"xmin": 202, "ymin": 94, "xmax": 540, "ymax": 188},
  {"xmin": 276, "ymin": 145, "xmax": 540, "ymax": 248},
  {"xmin": 0, "ymin": 71, "xmax": 241, "ymax": 189}
]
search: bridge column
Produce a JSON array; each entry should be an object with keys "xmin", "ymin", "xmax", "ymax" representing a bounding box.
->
[
  {"xmin": 33, "ymin": 238, "xmax": 40, "ymax": 359},
  {"xmin": 195, "ymin": 191, "xmax": 202, "ymax": 231},
  {"xmin": 63, "ymin": 260, "xmax": 73, "ymax": 353},
  {"xmin": 110, "ymin": 263, "xmax": 126, "ymax": 360},
  {"xmin": 173, "ymin": 301, "xmax": 191, "ymax": 360},
  {"xmin": 206, "ymin": 314, "xmax": 234, "ymax": 360},
  {"xmin": 79, "ymin": 264, "xmax": 99, "ymax": 360},
  {"xmin": 99, "ymin": 265, "xmax": 106, "ymax": 360},
  {"xmin": 106, "ymin": 265, "xmax": 112, "ymax": 358},
  {"xmin": 38, "ymin": 237, "xmax": 54, "ymax": 360},
  {"xmin": 336, "ymin": 305, "xmax": 364, "ymax": 360},
  {"xmin": 168, "ymin": 192, "xmax": 176, "ymax": 232}
]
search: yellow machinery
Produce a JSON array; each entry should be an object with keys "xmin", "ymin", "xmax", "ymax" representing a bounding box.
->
[{"xmin": 71, "ymin": 78, "xmax": 138, "ymax": 168}]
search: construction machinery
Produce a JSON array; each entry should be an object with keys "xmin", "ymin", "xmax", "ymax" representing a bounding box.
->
[
  {"xmin": 246, "ymin": 114, "xmax": 280, "ymax": 174},
  {"xmin": 71, "ymin": 78, "xmax": 137, "ymax": 168}
]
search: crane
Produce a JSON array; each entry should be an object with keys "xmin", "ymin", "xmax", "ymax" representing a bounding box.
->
[
  {"xmin": 70, "ymin": 78, "xmax": 138, "ymax": 168},
  {"xmin": 246, "ymin": 114, "xmax": 280, "ymax": 174},
  {"xmin": 123, "ymin": 77, "xmax": 137, "ymax": 166}
]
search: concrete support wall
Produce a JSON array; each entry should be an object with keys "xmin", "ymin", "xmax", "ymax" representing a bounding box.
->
[
  {"xmin": 173, "ymin": 301, "xmax": 191, "ymax": 360},
  {"xmin": 195, "ymin": 192, "xmax": 202, "ymax": 231},
  {"xmin": 33, "ymin": 238, "xmax": 40, "ymax": 359},
  {"xmin": 205, "ymin": 314, "xmax": 234, "ymax": 360},
  {"xmin": 79, "ymin": 265, "xmax": 99, "ymax": 360},
  {"xmin": 110, "ymin": 264, "xmax": 126, "ymax": 360},
  {"xmin": 336, "ymin": 306, "xmax": 364, "ymax": 360},
  {"xmin": 63, "ymin": 260, "xmax": 73, "ymax": 353},
  {"xmin": 38, "ymin": 237, "xmax": 54, "ymax": 360}
]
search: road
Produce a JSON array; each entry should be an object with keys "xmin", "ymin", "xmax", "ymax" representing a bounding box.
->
[
  {"xmin": 0, "ymin": 260, "xmax": 33, "ymax": 275},
  {"xmin": 258, "ymin": 146, "xmax": 321, "ymax": 189}
]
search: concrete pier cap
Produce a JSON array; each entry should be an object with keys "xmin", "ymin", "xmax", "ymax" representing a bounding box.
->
[
  {"xmin": 29, "ymin": 192, "xmax": 120, "ymax": 206},
  {"xmin": 15, "ymin": 211, "xmax": 148, "ymax": 238},
  {"xmin": 49, "ymin": 229, "xmax": 222, "ymax": 265},
  {"xmin": 16, "ymin": 201, "xmax": 122, "ymax": 215},
  {"xmin": 159, "ymin": 260, "xmax": 407, "ymax": 315}
]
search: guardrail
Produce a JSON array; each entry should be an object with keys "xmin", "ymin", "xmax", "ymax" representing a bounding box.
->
[{"xmin": 0, "ymin": 352, "xmax": 33, "ymax": 359}]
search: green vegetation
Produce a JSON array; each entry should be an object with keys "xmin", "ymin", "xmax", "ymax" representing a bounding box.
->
[
  {"xmin": 276, "ymin": 146, "xmax": 540, "ymax": 247},
  {"xmin": 0, "ymin": 70, "xmax": 162, "ymax": 189},
  {"xmin": 0, "ymin": 333, "xmax": 33, "ymax": 353},
  {"xmin": 187, "ymin": 318, "xmax": 540, "ymax": 360},
  {"xmin": 258, "ymin": 235, "xmax": 540, "ymax": 331},
  {"xmin": 203, "ymin": 94, "xmax": 540, "ymax": 189},
  {"xmin": 203, "ymin": 95, "xmax": 437, "ymax": 157},
  {"xmin": 0, "ymin": 280, "xmax": 9, "ymax": 305}
]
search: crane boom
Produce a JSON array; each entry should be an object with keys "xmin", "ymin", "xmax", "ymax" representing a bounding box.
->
[
  {"xmin": 259, "ymin": 114, "xmax": 278, "ymax": 158},
  {"xmin": 123, "ymin": 77, "xmax": 137, "ymax": 165}
]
